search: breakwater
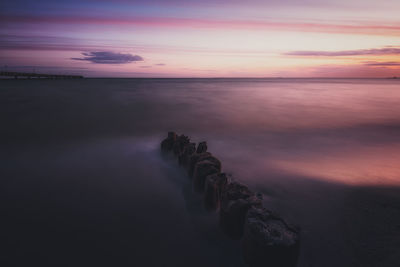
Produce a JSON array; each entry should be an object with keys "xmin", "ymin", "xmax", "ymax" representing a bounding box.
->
[
  {"xmin": 0, "ymin": 71, "xmax": 83, "ymax": 79},
  {"xmin": 161, "ymin": 132, "xmax": 300, "ymax": 267}
]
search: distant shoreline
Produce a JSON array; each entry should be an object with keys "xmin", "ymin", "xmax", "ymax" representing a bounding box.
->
[{"xmin": 0, "ymin": 71, "xmax": 83, "ymax": 79}]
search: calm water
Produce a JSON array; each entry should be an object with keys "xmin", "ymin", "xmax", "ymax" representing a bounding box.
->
[{"xmin": 1, "ymin": 78, "xmax": 400, "ymax": 266}]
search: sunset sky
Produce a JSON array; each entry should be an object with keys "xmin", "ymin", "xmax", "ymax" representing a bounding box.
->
[{"xmin": 1, "ymin": 0, "xmax": 400, "ymax": 77}]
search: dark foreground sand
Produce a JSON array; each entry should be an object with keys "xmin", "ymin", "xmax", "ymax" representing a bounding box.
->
[{"xmin": 342, "ymin": 187, "xmax": 400, "ymax": 267}]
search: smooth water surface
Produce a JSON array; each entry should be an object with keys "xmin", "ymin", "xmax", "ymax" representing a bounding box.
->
[{"xmin": 1, "ymin": 78, "xmax": 400, "ymax": 267}]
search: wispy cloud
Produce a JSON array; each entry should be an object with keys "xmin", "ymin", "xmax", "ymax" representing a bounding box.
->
[
  {"xmin": 284, "ymin": 47, "xmax": 400, "ymax": 57},
  {"xmin": 3, "ymin": 15, "xmax": 400, "ymax": 36},
  {"xmin": 305, "ymin": 64, "xmax": 400, "ymax": 78},
  {"xmin": 155, "ymin": 63, "xmax": 166, "ymax": 66},
  {"xmin": 71, "ymin": 51, "xmax": 143, "ymax": 64},
  {"xmin": 363, "ymin": 61, "xmax": 400, "ymax": 66}
]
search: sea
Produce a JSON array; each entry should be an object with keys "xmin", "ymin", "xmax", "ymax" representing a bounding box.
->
[{"xmin": 1, "ymin": 78, "xmax": 400, "ymax": 267}]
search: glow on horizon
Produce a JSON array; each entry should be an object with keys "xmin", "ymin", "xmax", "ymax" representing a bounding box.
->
[{"xmin": 1, "ymin": 0, "xmax": 400, "ymax": 77}]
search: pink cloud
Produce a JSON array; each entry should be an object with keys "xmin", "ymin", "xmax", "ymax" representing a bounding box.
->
[
  {"xmin": 307, "ymin": 64, "xmax": 400, "ymax": 78},
  {"xmin": 285, "ymin": 48, "xmax": 400, "ymax": 56},
  {"xmin": 363, "ymin": 61, "xmax": 400, "ymax": 66}
]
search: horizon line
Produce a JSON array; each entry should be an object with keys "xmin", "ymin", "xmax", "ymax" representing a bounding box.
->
[{"xmin": 1, "ymin": 76, "xmax": 398, "ymax": 80}]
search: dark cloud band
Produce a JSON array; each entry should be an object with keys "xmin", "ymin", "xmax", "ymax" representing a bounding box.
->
[{"xmin": 71, "ymin": 51, "xmax": 143, "ymax": 64}]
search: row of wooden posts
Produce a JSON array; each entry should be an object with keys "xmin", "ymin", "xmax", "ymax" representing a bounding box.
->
[{"xmin": 161, "ymin": 132, "xmax": 300, "ymax": 267}]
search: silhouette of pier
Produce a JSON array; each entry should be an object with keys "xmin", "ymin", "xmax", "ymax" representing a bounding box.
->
[{"xmin": 0, "ymin": 71, "xmax": 83, "ymax": 79}]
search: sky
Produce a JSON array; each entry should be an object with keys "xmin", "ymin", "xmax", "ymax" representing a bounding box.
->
[{"xmin": 1, "ymin": 0, "xmax": 400, "ymax": 77}]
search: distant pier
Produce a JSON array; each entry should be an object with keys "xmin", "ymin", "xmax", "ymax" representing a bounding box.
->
[{"xmin": 0, "ymin": 71, "xmax": 83, "ymax": 79}]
